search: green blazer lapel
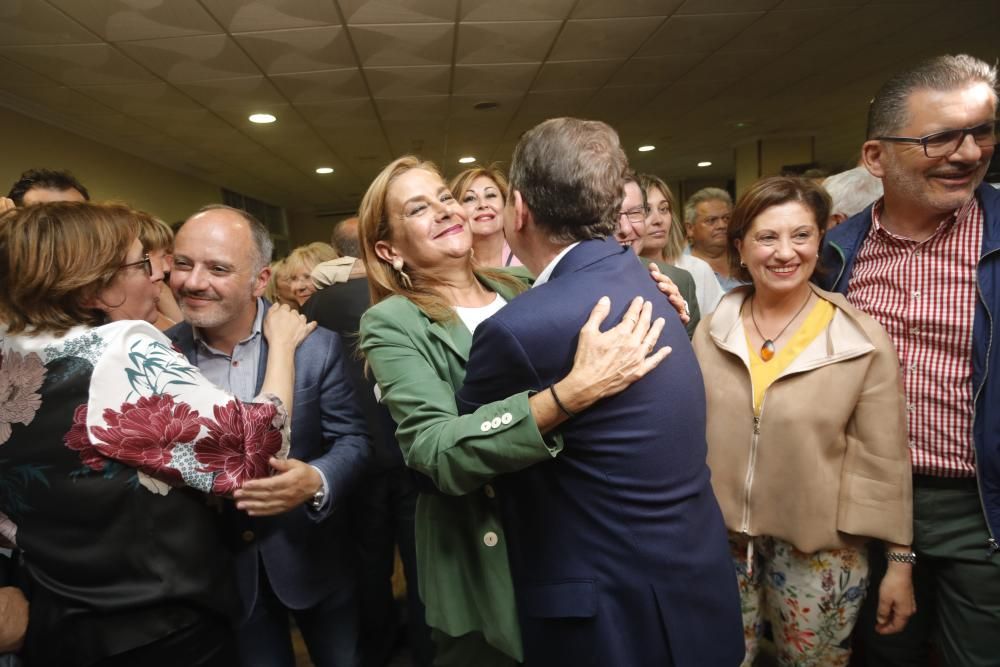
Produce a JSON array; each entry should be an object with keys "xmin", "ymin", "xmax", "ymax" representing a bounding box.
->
[{"xmin": 427, "ymin": 318, "xmax": 472, "ymax": 362}]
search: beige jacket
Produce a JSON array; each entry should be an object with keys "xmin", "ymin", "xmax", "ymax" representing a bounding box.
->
[{"xmin": 692, "ymin": 284, "xmax": 912, "ymax": 553}]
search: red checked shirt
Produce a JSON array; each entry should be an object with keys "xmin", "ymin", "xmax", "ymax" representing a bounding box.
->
[{"xmin": 846, "ymin": 197, "xmax": 982, "ymax": 478}]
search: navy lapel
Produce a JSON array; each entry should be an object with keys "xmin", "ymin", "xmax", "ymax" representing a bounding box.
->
[
  {"xmin": 254, "ymin": 299, "xmax": 271, "ymax": 394},
  {"xmin": 549, "ymin": 237, "xmax": 629, "ymax": 281}
]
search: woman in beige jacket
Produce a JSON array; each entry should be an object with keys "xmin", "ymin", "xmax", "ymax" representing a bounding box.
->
[{"xmin": 692, "ymin": 176, "xmax": 914, "ymax": 667}]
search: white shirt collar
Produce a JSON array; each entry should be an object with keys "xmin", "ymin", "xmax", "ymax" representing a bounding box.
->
[{"xmin": 532, "ymin": 242, "xmax": 581, "ymax": 288}]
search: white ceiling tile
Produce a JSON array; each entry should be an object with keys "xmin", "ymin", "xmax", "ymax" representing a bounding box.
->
[
  {"xmin": 606, "ymin": 53, "xmax": 703, "ymax": 86},
  {"xmin": 585, "ymin": 85, "xmax": 660, "ymax": 123},
  {"xmin": 0, "ymin": 44, "xmax": 157, "ymax": 86},
  {"xmin": 350, "ymin": 23, "xmax": 454, "ymax": 66},
  {"xmin": 297, "ymin": 98, "xmax": 381, "ymax": 129},
  {"xmin": 532, "ymin": 59, "xmax": 625, "ymax": 91},
  {"xmin": 676, "ymin": 0, "xmax": 780, "ymax": 13},
  {"xmin": 0, "ymin": 57, "xmax": 60, "ymax": 87},
  {"xmin": 72, "ymin": 112, "xmax": 157, "ymax": 137},
  {"xmin": 572, "ymin": 0, "xmax": 685, "ymax": 19},
  {"xmin": 449, "ymin": 93, "xmax": 522, "ymax": 121},
  {"xmin": 47, "ymin": 0, "xmax": 223, "ymax": 41},
  {"xmin": 366, "ymin": 65, "xmax": 451, "ymax": 97},
  {"xmin": 376, "ymin": 95, "xmax": 450, "ymax": 122},
  {"xmin": 117, "ymin": 34, "xmax": 261, "ymax": 82},
  {"xmin": 0, "ymin": 2, "xmax": 99, "ymax": 46},
  {"xmin": 200, "ymin": 0, "xmax": 341, "ymax": 32},
  {"xmin": 71, "ymin": 82, "xmax": 205, "ymax": 114},
  {"xmin": 383, "ymin": 120, "xmax": 447, "ymax": 155},
  {"xmin": 456, "ymin": 21, "xmax": 561, "ymax": 64},
  {"xmin": 126, "ymin": 109, "xmax": 236, "ymax": 141},
  {"xmin": 517, "ymin": 89, "xmax": 596, "ymax": 118},
  {"xmin": 461, "ymin": 0, "xmax": 576, "ymax": 21},
  {"xmin": 175, "ymin": 76, "xmax": 287, "ymax": 111},
  {"xmin": 270, "ymin": 69, "xmax": 369, "ymax": 103},
  {"xmin": 453, "ymin": 63, "xmax": 539, "ymax": 95},
  {"xmin": 550, "ymin": 18, "xmax": 665, "ymax": 61},
  {"xmin": 639, "ymin": 12, "xmax": 766, "ymax": 56},
  {"xmin": 233, "ymin": 26, "xmax": 356, "ymax": 75},
  {"xmin": 446, "ymin": 120, "xmax": 508, "ymax": 146},
  {"xmin": 774, "ymin": 0, "xmax": 865, "ymax": 7},
  {"xmin": 341, "ymin": 0, "xmax": 457, "ymax": 24},
  {"xmin": 720, "ymin": 8, "xmax": 854, "ymax": 53},
  {"xmin": 679, "ymin": 50, "xmax": 781, "ymax": 83},
  {"xmin": 1, "ymin": 85, "xmax": 118, "ymax": 115}
]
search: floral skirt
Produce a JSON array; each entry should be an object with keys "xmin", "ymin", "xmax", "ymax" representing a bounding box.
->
[{"xmin": 729, "ymin": 533, "xmax": 869, "ymax": 667}]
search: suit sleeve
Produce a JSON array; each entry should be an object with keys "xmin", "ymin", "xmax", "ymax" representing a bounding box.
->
[
  {"xmin": 305, "ymin": 332, "xmax": 372, "ymax": 520},
  {"xmin": 360, "ymin": 304, "xmax": 562, "ymax": 496}
]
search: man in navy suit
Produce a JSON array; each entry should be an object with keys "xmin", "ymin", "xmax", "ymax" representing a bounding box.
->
[
  {"xmin": 167, "ymin": 205, "xmax": 370, "ymax": 667},
  {"xmin": 457, "ymin": 118, "xmax": 744, "ymax": 667}
]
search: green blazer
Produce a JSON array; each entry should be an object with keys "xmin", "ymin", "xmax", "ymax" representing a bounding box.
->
[{"xmin": 358, "ymin": 273, "xmax": 561, "ymax": 663}]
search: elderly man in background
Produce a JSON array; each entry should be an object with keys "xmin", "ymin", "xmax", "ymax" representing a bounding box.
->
[
  {"xmin": 684, "ymin": 187, "xmax": 744, "ymax": 291},
  {"xmin": 822, "ymin": 166, "xmax": 884, "ymax": 228},
  {"xmin": 819, "ymin": 53, "xmax": 1000, "ymax": 667}
]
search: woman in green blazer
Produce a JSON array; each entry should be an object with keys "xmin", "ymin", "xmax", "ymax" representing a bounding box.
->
[{"xmin": 358, "ymin": 156, "xmax": 670, "ymax": 666}]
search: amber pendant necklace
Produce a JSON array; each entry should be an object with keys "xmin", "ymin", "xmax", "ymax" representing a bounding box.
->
[{"xmin": 749, "ymin": 291, "xmax": 812, "ymax": 361}]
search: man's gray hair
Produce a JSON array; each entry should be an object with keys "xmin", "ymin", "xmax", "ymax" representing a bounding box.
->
[
  {"xmin": 508, "ymin": 117, "xmax": 626, "ymax": 243},
  {"xmin": 187, "ymin": 204, "xmax": 274, "ymax": 272},
  {"xmin": 867, "ymin": 54, "xmax": 998, "ymax": 139},
  {"xmin": 683, "ymin": 187, "xmax": 733, "ymax": 226},
  {"xmin": 822, "ymin": 167, "xmax": 884, "ymax": 218}
]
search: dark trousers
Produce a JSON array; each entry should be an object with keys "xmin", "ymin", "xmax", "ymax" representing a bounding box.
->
[
  {"xmin": 350, "ymin": 467, "xmax": 433, "ymax": 667},
  {"xmin": 238, "ymin": 566, "xmax": 359, "ymax": 667},
  {"xmin": 856, "ymin": 476, "xmax": 1000, "ymax": 667}
]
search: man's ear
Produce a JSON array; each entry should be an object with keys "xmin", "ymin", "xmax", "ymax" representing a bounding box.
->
[
  {"xmin": 511, "ymin": 190, "xmax": 529, "ymax": 233},
  {"xmin": 252, "ymin": 265, "xmax": 271, "ymax": 298},
  {"xmin": 374, "ymin": 240, "xmax": 398, "ymax": 266},
  {"xmin": 861, "ymin": 139, "xmax": 887, "ymax": 179}
]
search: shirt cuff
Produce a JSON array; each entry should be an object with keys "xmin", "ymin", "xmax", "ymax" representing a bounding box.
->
[{"xmin": 310, "ymin": 465, "xmax": 331, "ymax": 511}]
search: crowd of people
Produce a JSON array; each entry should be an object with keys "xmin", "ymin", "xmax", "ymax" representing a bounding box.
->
[{"xmin": 0, "ymin": 52, "xmax": 997, "ymax": 667}]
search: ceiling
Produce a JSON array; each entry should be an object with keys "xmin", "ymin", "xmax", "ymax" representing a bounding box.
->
[{"xmin": 1, "ymin": 0, "xmax": 997, "ymax": 213}]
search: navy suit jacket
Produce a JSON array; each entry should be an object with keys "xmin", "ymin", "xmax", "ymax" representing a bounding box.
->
[
  {"xmin": 168, "ymin": 310, "xmax": 371, "ymax": 614},
  {"xmin": 458, "ymin": 238, "xmax": 744, "ymax": 667}
]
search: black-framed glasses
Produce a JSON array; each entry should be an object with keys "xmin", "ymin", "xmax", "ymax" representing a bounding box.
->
[
  {"xmin": 619, "ymin": 205, "xmax": 649, "ymax": 224},
  {"xmin": 120, "ymin": 253, "xmax": 152, "ymax": 277},
  {"xmin": 876, "ymin": 121, "xmax": 998, "ymax": 158}
]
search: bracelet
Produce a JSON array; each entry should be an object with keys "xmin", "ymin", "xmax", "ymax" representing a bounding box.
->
[
  {"xmin": 549, "ymin": 384, "xmax": 577, "ymax": 418},
  {"xmin": 886, "ymin": 551, "xmax": 917, "ymax": 564}
]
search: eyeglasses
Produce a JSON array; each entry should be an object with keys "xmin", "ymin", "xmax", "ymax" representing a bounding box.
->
[
  {"xmin": 120, "ymin": 254, "xmax": 152, "ymax": 277},
  {"xmin": 619, "ymin": 206, "xmax": 649, "ymax": 224},
  {"xmin": 876, "ymin": 120, "xmax": 998, "ymax": 158}
]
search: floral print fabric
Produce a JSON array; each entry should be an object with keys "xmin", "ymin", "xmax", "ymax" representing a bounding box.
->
[
  {"xmin": 1, "ymin": 320, "xmax": 289, "ymax": 510},
  {"xmin": 730, "ymin": 533, "xmax": 869, "ymax": 667}
]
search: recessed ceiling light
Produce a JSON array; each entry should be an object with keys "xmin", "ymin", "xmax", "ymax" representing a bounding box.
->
[
  {"xmin": 315, "ymin": 167, "xmax": 334, "ymax": 174},
  {"xmin": 697, "ymin": 161, "xmax": 712, "ymax": 167},
  {"xmin": 248, "ymin": 113, "xmax": 276, "ymax": 124},
  {"xmin": 458, "ymin": 156, "xmax": 476, "ymax": 164},
  {"xmin": 638, "ymin": 145, "xmax": 655, "ymax": 152}
]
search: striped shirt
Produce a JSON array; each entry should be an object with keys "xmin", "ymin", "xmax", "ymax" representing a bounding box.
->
[{"xmin": 846, "ymin": 197, "xmax": 982, "ymax": 478}]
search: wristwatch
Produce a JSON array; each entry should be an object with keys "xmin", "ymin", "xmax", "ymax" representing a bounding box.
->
[
  {"xmin": 886, "ymin": 551, "xmax": 917, "ymax": 564},
  {"xmin": 310, "ymin": 486, "xmax": 326, "ymax": 510}
]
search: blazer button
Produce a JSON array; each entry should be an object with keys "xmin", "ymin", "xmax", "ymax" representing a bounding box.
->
[
  {"xmin": 483, "ymin": 484, "xmax": 496, "ymax": 499},
  {"xmin": 480, "ymin": 421, "xmax": 492, "ymax": 432},
  {"xmin": 491, "ymin": 416, "xmax": 502, "ymax": 428},
  {"xmin": 483, "ymin": 531, "xmax": 499, "ymax": 547},
  {"xmin": 241, "ymin": 530, "xmax": 255, "ymax": 543},
  {"xmin": 500, "ymin": 412, "xmax": 513, "ymax": 425}
]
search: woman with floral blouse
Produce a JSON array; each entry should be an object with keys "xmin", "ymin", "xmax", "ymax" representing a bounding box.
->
[{"xmin": 0, "ymin": 201, "xmax": 314, "ymax": 666}]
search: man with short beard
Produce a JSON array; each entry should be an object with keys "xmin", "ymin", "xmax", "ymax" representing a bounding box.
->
[{"xmin": 167, "ymin": 204, "xmax": 371, "ymax": 667}]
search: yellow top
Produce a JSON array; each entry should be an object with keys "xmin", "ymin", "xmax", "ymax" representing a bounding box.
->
[{"xmin": 747, "ymin": 299, "xmax": 835, "ymax": 414}]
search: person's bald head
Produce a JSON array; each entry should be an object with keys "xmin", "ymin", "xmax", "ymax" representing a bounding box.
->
[{"xmin": 331, "ymin": 216, "xmax": 361, "ymax": 257}]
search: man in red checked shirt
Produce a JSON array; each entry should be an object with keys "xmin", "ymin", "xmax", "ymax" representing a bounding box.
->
[{"xmin": 819, "ymin": 54, "xmax": 1000, "ymax": 667}]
